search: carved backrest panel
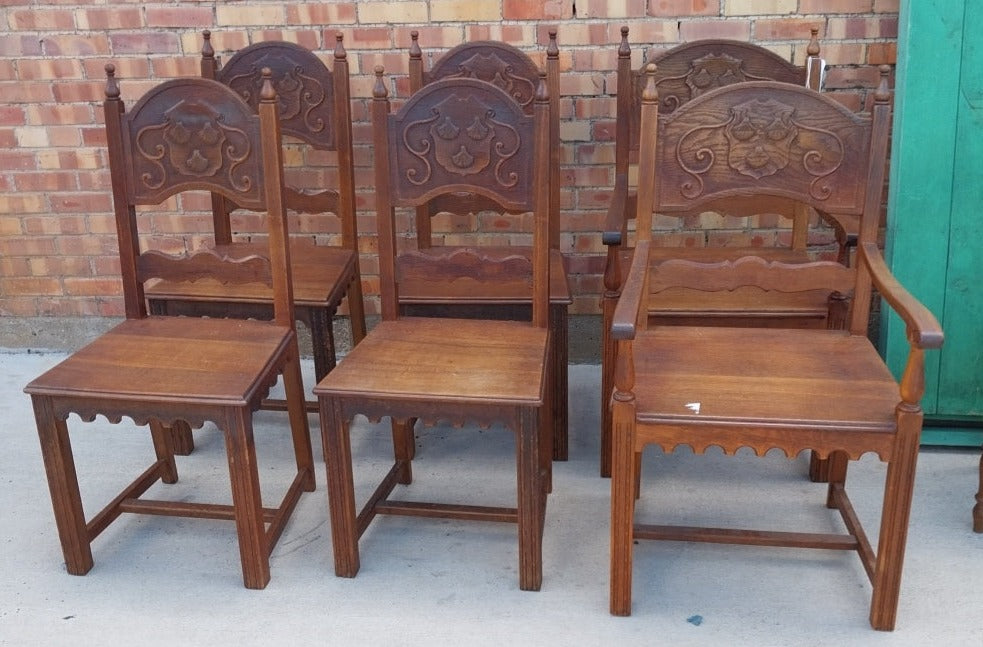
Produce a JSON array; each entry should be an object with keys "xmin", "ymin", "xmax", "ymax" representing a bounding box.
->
[
  {"xmin": 629, "ymin": 41, "xmax": 806, "ymax": 151},
  {"xmin": 121, "ymin": 78, "xmax": 265, "ymax": 208},
  {"xmin": 216, "ymin": 41, "xmax": 337, "ymax": 150},
  {"xmin": 654, "ymin": 82, "xmax": 871, "ymax": 216},
  {"xmin": 387, "ymin": 78, "xmax": 537, "ymax": 211},
  {"xmin": 426, "ymin": 42, "xmax": 541, "ymax": 115}
]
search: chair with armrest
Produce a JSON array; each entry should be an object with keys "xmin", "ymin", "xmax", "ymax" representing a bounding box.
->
[
  {"xmin": 403, "ymin": 30, "xmax": 570, "ymax": 461},
  {"xmin": 600, "ymin": 26, "xmax": 854, "ymax": 478},
  {"xmin": 313, "ymin": 68, "xmax": 553, "ymax": 590},
  {"xmin": 608, "ymin": 65, "xmax": 943, "ymax": 630},
  {"xmin": 145, "ymin": 33, "xmax": 365, "ymax": 454},
  {"xmin": 24, "ymin": 68, "xmax": 315, "ymax": 589}
]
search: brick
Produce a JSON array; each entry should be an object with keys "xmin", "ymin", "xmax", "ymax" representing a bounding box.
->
[
  {"xmin": 867, "ymin": 42, "xmax": 897, "ymax": 65},
  {"xmin": 800, "ymin": 0, "xmax": 872, "ymax": 12},
  {"xmin": 825, "ymin": 65, "xmax": 882, "ymax": 89},
  {"xmin": 15, "ymin": 126, "xmax": 49, "ymax": 147},
  {"xmin": 285, "ymin": 3, "xmax": 357, "ymax": 25},
  {"xmin": 468, "ymin": 24, "xmax": 533, "ymax": 44},
  {"xmin": 359, "ymin": 2, "xmax": 428, "ymax": 23},
  {"xmin": 338, "ymin": 27, "xmax": 391, "ymax": 49},
  {"xmin": 1, "ymin": 277, "xmax": 63, "ymax": 297},
  {"xmin": 179, "ymin": 31, "xmax": 249, "ymax": 57},
  {"xmin": 149, "ymin": 56, "xmax": 201, "ymax": 79},
  {"xmin": 431, "ymin": 0, "xmax": 500, "ymax": 22},
  {"xmin": 0, "ymin": 60, "xmax": 15, "ymax": 81},
  {"xmin": 0, "ymin": 105, "xmax": 25, "ymax": 126},
  {"xmin": 504, "ymin": 0, "xmax": 570, "ymax": 19},
  {"xmin": 0, "ymin": 35, "xmax": 42, "ymax": 57},
  {"xmin": 0, "ymin": 193, "xmax": 46, "ymax": 214},
  {"xmin": 726, "ymin": 0, "xmax": 795, "ymax": 15},
  {"xmin": 679, "ymin": 20, "xmax": 751, "ymax": 41},
  {"xmin": 8, "ymin": 9, "xmax": 75, "ymax": 31},
  {"xmin": 27, "ymin": 103, "xmax": 93, "ymax": 126},
  {"xmin": 615, "ymin": 20, "xmax": 679, "ymax": 45},
  {"xmin": 38, "ymin": 149, "xmax": 105, "ymax": 171},
  {"xmin": 110, "ymin": 32, "xmax": 181, "ymax": 55},
  {"xmin": 874, "ymin": 0, "xmax": 899, "ymax": 11},
  {"xmin": 17, "ymin": 59, "xmax": 85, "ymax": 81},
  {"xmin": 648, "ymin": 0, "xmax": 719, "ymax": 16},
  {"xmin": 64, "ymin": 277, "xmax": 121, "ymax": 297},
  {"xmin": 50, "ymin": 193, "xmax": 113, "ymax": 214},
  {"xmin": 561, "ymin": 120, "xmax": 592, "ymax": 142},
  {"xmin": 51, "ymin": 81, "xmax": 104, "ymax": 103},
  {"xmin": 23, "ymin": 214, "xmax": 88, "ymax": 235},
  {"xmin": 577, "ymin": 0, "xmax": 647, "ymax": 18},
  {"xmin": 817, "ymin": 43, "xmax": 866, "ymax": 66},
  {"xmin": 0, "ymin": 151, "xmax": 38, "ymax": 171},
  {"xmin": 0, "ymin": 81, "xmax": 53, "ymax": 104},
  {"xmin": 826, "ymin": 17, "xmax": 898, "ymax": 40},
  {"xmin": 75, "ymin": 7, "xmax": 143, "ymax": 30},
  {"xmin": 753, "ymin": 19, "xmax": 825, "ymax": 41},
  {"xmin": 145, "ymin": 7, "xmax": 214, "ymax": 29},
  {"xmin": 216, "ymin": 4, "xmax": 285, "ymax": 27},
  {"xmin": 393, "ymin": 26, "xmax": 464, "ymax": 51},
  {"xmin": 27, "ymin": 256, "xmax": 93, "ymax": 278},
  {"xmin": 43, "ymin": 34, "xmax": 110, "ymax": 57},
  {"xmin": 82, "ymin": 58, "xmax": 151, "ymax": 82},
  {"xmin": 13, "ymin": 171, "xmax": 79, "ymax": 192},
  {"xmin": 251, "ymin": 31, "xmax": 320, "ymax": 50}
]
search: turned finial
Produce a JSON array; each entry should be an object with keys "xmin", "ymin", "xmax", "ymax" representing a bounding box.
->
[
  {"xmin": 619, "ymin": 26, "xmax": 630, "ymax": 58},
  {"xmin": 807, "ymin": 28, "xmax": 820, "ymax": 57},
  {"xmin": 409, "ymin": 30, "xmax": 421, "ymax": 61},
  {"xmin": 642, "ymin": 63, "xmax": 658, "ymax": 104},
  {"xmin": 547, "ymin": 28, "xmax": 558, "ymax": 58},
  {"xmin": 104, "ymin": 64, "xmax": 119, "ymax": 99},
  {"xmin": 260, "ymin": 68, "xmax": 276, "ymax": 102},
  {"xmin": 201, "ymin": 30, "xmax": 214, "ymax": 60},
  {"xmin": 373, "ymin": 65, "xmax": 388, "ymax": 99},
  {"xmin": 334, "ymin": 32, "xmax": 346, "ymax": 60}
]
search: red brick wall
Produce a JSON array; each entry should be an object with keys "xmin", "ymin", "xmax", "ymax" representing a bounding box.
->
[{"xmin": 0, "ymin": 1, "xmax": 898, "ymax": 319}]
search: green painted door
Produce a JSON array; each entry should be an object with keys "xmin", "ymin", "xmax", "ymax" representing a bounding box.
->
[{"xmin": 884, "ymin": 0, "xmax": 983, "ymax": 444}]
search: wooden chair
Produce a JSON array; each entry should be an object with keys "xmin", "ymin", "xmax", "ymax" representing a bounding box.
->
[
  {"xmin": 313, "ymin": 68, "xmax": 552, "ymax": 591},
  {"xmin": 404, "ymin": 31, "xmax": 570, "ymax": 461},
  {"xmin": 145, "ymin": 33, "xmax": 365, "ymax": 433},
  {"xmin": 23, "ymin": 68, "xmax": 315, "ymax": 589},
  {"xmin": 600, "ymin": 27, "xmax": 849, "ymax": 477},
  {"xmin": 609, "ymin": 66, "xmax": 943, "ymax": 630}
]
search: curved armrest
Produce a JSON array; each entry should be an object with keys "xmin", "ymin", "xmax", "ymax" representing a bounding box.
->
[
  {"xmin": 861, "ymin": 242, "xmax": 943, "ymax": 349},
  {"xmin": 602, "ymin": 173, "xmax": 630, "ymax": 247},
  {"xmin": 611, "ymin": 239, "xmax": 651, "ymax": 341}
]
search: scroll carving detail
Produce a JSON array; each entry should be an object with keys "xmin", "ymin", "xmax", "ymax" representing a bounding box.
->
[
  {"xmin": 135, "ymin": 99, "xmax": 252, "ymax": 192},
  {"xmin": 447, "ymin": 53, "xmax": 536, "ymax": 108},
  {"xmin": 674, "ymin": 98, "xmax": 844, "ymax": 201},
  {"xmin": 225, "ymin": 57, "xmax": 327, "ymax": 134}
]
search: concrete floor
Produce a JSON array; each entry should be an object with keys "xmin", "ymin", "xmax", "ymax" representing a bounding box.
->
[{"xmin": 1, "ymin": 350, "xmax": 981, "ymax": 646}]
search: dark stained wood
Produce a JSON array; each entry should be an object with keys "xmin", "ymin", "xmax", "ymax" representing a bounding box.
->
[
  {"xmin": 313, "ymin": 69, "xmax": 552, "ymax": 591},
  {"xmin": 23, "ymin": 69, "xmax": 315, "ymax": 589},
  {"xmin": 600, "ymin": 28, "xmax": 845, "ymax": 478},
  {"xmin": 145, "ymin": 33, "xmax": 366, "ymax": 423},
  {"xmin": 406, "ymin": 31, "xmax": 570, "ymax": 461},
  {"xmin": 608, "ymin": 67, "xmax": 944, "ymax": 631}
]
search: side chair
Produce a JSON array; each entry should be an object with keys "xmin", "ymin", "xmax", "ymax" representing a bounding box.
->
[
  {"xmin": 314, "ymin": 68, "xmax": 553, "ymax": 591},
  {"xmin": 401, "ymin": 30, "xmax": 571, "ymax": 462},
  {"xmin": 24, "ymin": 68, "xmax": 315, "ymax": 589},
  {"xmin": 145, "ymin": 32, "xmax": 365, "ymax": 436}
]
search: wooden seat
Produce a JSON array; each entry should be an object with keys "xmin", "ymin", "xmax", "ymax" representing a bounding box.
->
[
  {"xmin": 24, "ymin": 68, "xmax": 315, "ymax": 589},
  {"xmin": 314, "ymin": 69, "xmax": 553, "ymax": 591},
  {"xmin": 600, "ymin": 27, "xmax": 849, "ymax": 477},
  {"xmin": 608, "ymin": 66, "xmax": 943, "ymax": 630},
  {"xmin": 145, "ymin": 33, "xmax": 365, "ymax": 429},
  {"xmin": 403, "ymin": 31, "xmax": 571, "ymax": 461}
]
